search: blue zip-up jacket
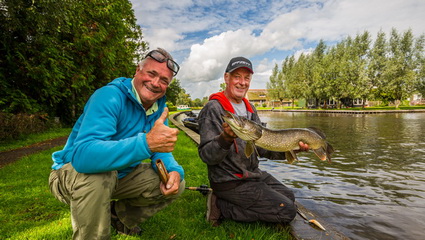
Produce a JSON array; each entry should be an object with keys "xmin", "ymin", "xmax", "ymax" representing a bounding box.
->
[{"xmin": 51, "ymin": 77, "xmax": 184, "ymax": 179}]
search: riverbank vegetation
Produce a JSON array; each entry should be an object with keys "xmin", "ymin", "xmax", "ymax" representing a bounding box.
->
[
  {"xmin": 0, "ymin": 128, "xmax": 291, "ymax": 239},
  {"xmin": 256, "ymin": 105, "xmax": 425, "ymax": 111},
  {"xmin": 268, "ymin": 29, "xmax": 425, "ymax": 109}
]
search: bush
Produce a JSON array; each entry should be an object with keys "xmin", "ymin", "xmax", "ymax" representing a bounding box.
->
[
  {"xmin": 0, "ymin": 113, "xmax": 59, "ymax": 141},
  {"xmin": 167, "ymin": 102, "xmax": 177, "ymax": 111},
  {"xmin": 401, "ymin": 100, "xmax": 410, "ymax": 106}
]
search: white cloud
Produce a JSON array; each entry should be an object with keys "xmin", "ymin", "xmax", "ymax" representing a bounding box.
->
[
  {"xmin": 179, "ymin": 29, "xmax": 263, "ymax": 83},
  {"xmin": 147, "ymin": 28, "xmax": 184, "ymax": 51}
]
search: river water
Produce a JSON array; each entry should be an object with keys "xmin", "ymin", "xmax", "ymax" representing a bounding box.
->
[{"xmin": 257, "ymin": 111, "xmax": 425, "ymax": 240}]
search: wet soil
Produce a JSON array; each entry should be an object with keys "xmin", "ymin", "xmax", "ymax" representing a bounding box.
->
[{"xmin": 0, "ymin": 136, "xmax": 67, "ymax": 168}]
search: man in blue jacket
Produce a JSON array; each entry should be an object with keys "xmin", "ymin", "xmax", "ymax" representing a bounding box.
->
[{"xmin": 49, "ymin": 48, "xmax": 185, "ymax": 239}]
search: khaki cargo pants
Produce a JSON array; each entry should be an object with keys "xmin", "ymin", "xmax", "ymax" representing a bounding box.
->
[{"xmin": 49, "ymin": 162, "xmax": 185, "ymax": 240}]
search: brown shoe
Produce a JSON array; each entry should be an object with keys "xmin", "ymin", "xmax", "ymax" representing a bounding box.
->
[
  {"xmin": 206, "ymin": 192, "xmax": 222, "ymax": 226},
  {"xmin": 111, "ymin": 202, "xmax": 142, "ymax": 236}
]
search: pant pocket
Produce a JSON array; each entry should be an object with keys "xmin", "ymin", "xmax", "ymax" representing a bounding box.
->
[{"xmin": 49, "ymin": 170, "xmax": 69, "ymax": 205}]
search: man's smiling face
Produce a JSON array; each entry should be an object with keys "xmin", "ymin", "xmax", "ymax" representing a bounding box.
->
[
  {"xmin": 133, "ymin": 58, "xmax": 173, "ymax": 109},
  {"xmin": 224, "ymin": 67, "xmax": 252, "ymax": 104}
]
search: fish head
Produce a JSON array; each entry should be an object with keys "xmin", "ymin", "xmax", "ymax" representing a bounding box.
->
[{"xmin": 222, "ymin": 110, "xmax": 262, "ymax": 141}]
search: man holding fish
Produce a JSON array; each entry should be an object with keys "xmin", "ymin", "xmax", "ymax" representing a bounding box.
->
[{"xmin": 198, "ymin": 56, "xmax": 332, "ymax": 226}]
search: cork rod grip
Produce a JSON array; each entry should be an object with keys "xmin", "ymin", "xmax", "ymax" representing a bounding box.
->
[{"xmin": 155, "ymin": 159, "xmax": 169, "ymax": 184}]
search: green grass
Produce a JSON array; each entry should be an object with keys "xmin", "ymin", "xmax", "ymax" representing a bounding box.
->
[
  {"xmin": 0, "ymin": 128, "xmax": 72, "ymax": 152},
  {"xmin": 0, "ymin": 130, "xmax": 291, "ymax": 240}
]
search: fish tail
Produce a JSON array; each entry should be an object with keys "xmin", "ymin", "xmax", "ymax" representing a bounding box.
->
[
  {"xmin": 313, "ymin": 148, "xmax": 327, "ymax": 161},
  {"xmin": 326, "ymin": 142, "xmax": 334, "ymax": 163},
  {"xmin": 312, "ymin": 142, "xmax": 334, "ymax": 162}
]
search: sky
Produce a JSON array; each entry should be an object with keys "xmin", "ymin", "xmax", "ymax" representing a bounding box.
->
[{"xmin": 130, "ymin": 0, "xmax": 425, "ymax": 100}]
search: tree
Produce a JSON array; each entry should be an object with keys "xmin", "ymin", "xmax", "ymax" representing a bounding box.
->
[
  {"xmin": 176, "ymin": 89, "xmax": 191, "ymax": 106},
  {"xmin": 219, "ymin": 82, "xmax": 226, "ymax": 92},
  {"xmin": 368, "ymin": 30, "xmax": 389, "ymax": 102},
  {"xmin": 311, "ymin": 40, "xmax": 328, "ymax": 107},
  {"xmin": 0, "ymin": 0, "xmax": 147, "ymax": 125},
  {"xmin": 323, "ymin": 43, "xmax": 345, "ymax": 107},
  {"xmin": 265, "ymin": 28, "xmax": 424, "ymax": 108},
  {"xmin": 192, "ymin": 98, "xmax": 203, "ymax": 107},
  {"xmin": 285, "ymin": 55, "xmax": 307, "ymax": 107},
  {"xmin": 166, "ymin": 79, "xmax": 184, "ymax": 105},
  {"xmin": 302, "ymin": 54, "xmax": 318, "ymax": 107},
  {"xmin": 414, "ymin": 34, "xmax": 425, "ymax": 96},
  {"xmin": 348, "ymin": 31, "xmax": 371, "ymax": 108},
  {"xmin": 266, "ymin": 63, "xmax": 285, "ymax": 105},
  {"xmin": 384, "ymin": 29, "xmax": 417, "ymax": 107}
]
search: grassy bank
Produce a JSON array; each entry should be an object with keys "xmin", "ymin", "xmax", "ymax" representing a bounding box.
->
[
  {"xmin": 0, "ymin": 129, "xmax": 291, "ymax": 239},
  {"xmin": 0, "ymin": 128, "xmax": 72, "ymax": 152}
]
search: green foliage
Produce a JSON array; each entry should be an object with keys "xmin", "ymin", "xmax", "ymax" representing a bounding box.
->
[
  {"xmin": 166, "ymin": 79, "xmax": 184, "ymax": 105},
  {"xmin": 219, "ymin": 82, "xmax": 227, "ymax": 92},
  {"xmin": 166, "ymin": 80, "xmax": 207, "ymax": 107},
  {"xmin": 177, "ymin": 90, "xmax": 192, "ymax": 106},
  {"xmin": 188, "ymin": 97, "xmax": 209, "ymax": 107},
  {"xmin": 0, "ymin": 112, "xmax": 61, "ymax": 142},
  {"xmin": 167, "ymin": 102, "xmax": 177, "ymax": 111},
  {"xmin": 267, "ymin": 63, "xmax": 285, "ymax": 101},
  {"xmin": 267, "ymin": 29, "xmax": 425, "ymax": 108},
  {"xmin": 0, "ymin": 0, "xmax": 147, "ymax": 125},
  {"xmin": 414, "ymin": 34, "xmax": 425, "ymax": 96}
]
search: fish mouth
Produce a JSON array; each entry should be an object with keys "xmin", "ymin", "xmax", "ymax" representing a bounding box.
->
[
  {"xmin": 222, "ymin": 111, "xmax": 262, "ymax": 141},
  {"xmin": 222, "ymin": 111, "xmax": 244, "ymax": 129}
]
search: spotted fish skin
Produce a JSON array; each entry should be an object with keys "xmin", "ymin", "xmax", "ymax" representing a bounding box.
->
[{"xmin": 222, "ymin": 111, "xmax": 334, "ymax": 163}]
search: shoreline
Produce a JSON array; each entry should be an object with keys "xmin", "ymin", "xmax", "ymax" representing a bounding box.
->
[{"xmin": 267, "ymin": 109, "xmax": 425, "ymax": 114}]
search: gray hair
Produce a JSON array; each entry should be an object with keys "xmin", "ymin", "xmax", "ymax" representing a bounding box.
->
[{"xmin": 138, "ymin": 48, "xmax": 174, "ymax": 68}]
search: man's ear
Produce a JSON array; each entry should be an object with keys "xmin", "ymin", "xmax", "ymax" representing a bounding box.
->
[{"xmin": 224, "ymin": 72, "xmax": 230, "ymax": 85}]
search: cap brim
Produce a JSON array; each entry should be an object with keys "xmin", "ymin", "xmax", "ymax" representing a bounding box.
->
[{"xmin": 227, "ymin": 66, "xmax": 254, "ymax": 74}]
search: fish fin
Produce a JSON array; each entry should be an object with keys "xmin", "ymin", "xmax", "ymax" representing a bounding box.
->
[
  {"xmin": 327, "ymin": 142, "xmax": 335, "ymax": 154},
  {"xmin": 313, "ymin": 147, "xmax": 327, "ymax": 161},
  {"xmin": 285, "ymin": 151, "xmax": 298, "ymax": 164},
  {"xmin": 253, "ymin": 143, "xmax": 261, "ymax": 157},
  {"xmin": 326, "ymin": 143, "xmax": 334, "ymax": 163},
  {"xmin": 244, "ymin": 141, "xmax": 255, "ymax": 158},
  {"xmin": 307, "ymin": 127, "xmax": 326, "ymax": 138}
]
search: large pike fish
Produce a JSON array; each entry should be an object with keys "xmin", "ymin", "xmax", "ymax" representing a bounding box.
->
[{"xmin": 222, "ymin": 111, "xmax": 334, "ymax": 163}]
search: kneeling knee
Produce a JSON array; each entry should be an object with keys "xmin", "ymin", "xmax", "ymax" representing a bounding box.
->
[{"xmin": 276, "ymin": 202, "xmax": 296, "ymax": 224}]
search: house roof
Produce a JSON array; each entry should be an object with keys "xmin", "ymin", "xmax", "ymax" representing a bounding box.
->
[{"xmin": 246, "ymin": 89, "xmax": 267, "ymax": 101}]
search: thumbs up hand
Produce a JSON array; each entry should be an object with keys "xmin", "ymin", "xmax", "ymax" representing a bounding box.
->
[{"xmin": 146, "ymin": 108, "xmax": 179, "ymax": 152}]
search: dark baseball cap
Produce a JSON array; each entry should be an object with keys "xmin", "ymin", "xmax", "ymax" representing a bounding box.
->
[{"xmin": 225, "ymin": 57, "xmax": 254, "ymax": 73}]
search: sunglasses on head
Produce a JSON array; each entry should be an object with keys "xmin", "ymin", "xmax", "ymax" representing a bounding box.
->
[{"xmin": 145, "ymin": 50, "xmax": 180, "ymax": 76}]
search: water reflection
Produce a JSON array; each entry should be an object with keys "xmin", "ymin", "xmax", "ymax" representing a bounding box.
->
[{"xmin": 258, "ymin": 111, "xmax": 425, "ymax": 240}]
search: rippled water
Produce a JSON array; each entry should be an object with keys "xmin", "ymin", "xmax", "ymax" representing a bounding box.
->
[{"xmin": 258, "ymin": 111, "xmax": 425, "ymax": 240}]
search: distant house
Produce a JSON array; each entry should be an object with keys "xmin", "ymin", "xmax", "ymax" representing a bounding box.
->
[
  {"xmin": 246, "ymin": 89, "xmax": 268, "ymax": 107},
  {"xmin": 410, "ymin": 94, "xmax": 424, "ymax": 105},
  {"xmin": 245, "ymin": 89, "xmax": 291, "ymax": 107},
  {"xmin": 307, "ymin": 98, "xmax": 369, "ymax": 108}
]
